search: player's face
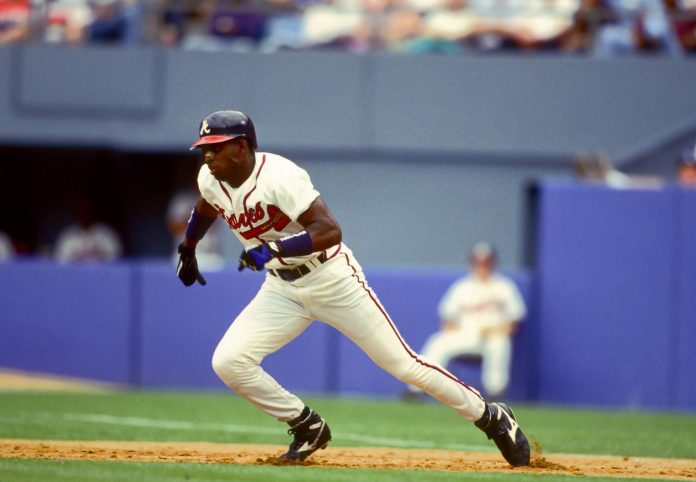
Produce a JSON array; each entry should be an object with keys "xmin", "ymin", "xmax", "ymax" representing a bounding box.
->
[
  {"xmin": 472, "ymin": 258, "xmax": 494, "ymax": 280},
  {"xmin": 200, "ymin": 138, "xmax": 252, "ymax": 185},
  {"xmin": 679, "ymin": 165, "xmax": 696, "ymax": 186}
]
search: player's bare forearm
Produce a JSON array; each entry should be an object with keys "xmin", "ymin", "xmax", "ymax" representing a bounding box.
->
[
  {"xmin": 297, "ymin": 198, "xmax": 342, "ymax": 251},
  {"xmin": 196, "ymin": 197, "xmax": 219, "ymax": 217}
]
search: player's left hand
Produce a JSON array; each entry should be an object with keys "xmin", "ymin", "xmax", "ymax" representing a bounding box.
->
[
  {"xmin": 177, "ymin": 243, "xmax": 207, "ymax": 287},
  {"xmin": 238, "ymin": 242, "xmax": 280, "ymax": 272}
]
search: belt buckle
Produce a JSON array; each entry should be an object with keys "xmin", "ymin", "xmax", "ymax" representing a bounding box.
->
[
  {"xmin": 271, "ymin": 254, "xmax": 326, "ymax": 282},
  {"xmin": 276, "ymin": 269, "xmax": 293, "ymax": 282}
]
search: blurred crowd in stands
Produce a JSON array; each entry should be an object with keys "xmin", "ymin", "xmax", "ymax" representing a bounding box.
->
[{"xmin": 1, "ymin": 0, "xmax": 695, "ymax": 55}]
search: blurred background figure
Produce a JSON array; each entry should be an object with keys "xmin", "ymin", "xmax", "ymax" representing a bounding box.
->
[
  {"xmin": 558, "ymin": 0, "xmax": 619, "ymax": 53},
  {"xmin": 405, "ymin": 242, "xmax": 526, "ymax": 401},
  {"xmin": 0, "ymin": 0, "xmax": 29, "ymax": 44},
  {"xmin": 43, "ymin": 0, "xmax": 91, "ymax": 44},
  {"xmin": 381, "ymin": 6, "xmax": 428, "ymax": 53},
  {"xmin": 677, "ymin": 143, "xmax": 696, "ymax": 187},
  {"xmin": 180, "ymin": 0, "xmax": 268, "ymax": 51},
  {"xmin": 422, "ymin": 0, "xmax": 480, "ymax": 53},
  {"xmin": 573, "ymin": 150, "xmax": 632, "ymax": 187},
  {"xmin": 154, "ymin": 0, "xmax": 193, "ymax": 47},
  {"xmin": 0, "ymin": 231, "xmax": 15, "ymax": 261},
  {"xmin": 83, "ymin": 0, "xmax": 140, "ymax": 44},
  {"xmin": 593, "ymin": 0, "xmax": 682, "ymax": 56},
  {"xmin": 572, "ymin": 150, "xmax": 665, "ymax": 188},
  {"xmin": 54, "ymin": 195, "xmax": 123, "ymax": 263},
  {"xmin": 167, "ymin": 189, "xmax": 227, "ymax": 270},
  {"xmin": 664, "ymin": 0, "xmax": 696, "ymax": 54},
  {"xmin": 300, "ymin": 0, "xmax": 363, "ymax": 51}
]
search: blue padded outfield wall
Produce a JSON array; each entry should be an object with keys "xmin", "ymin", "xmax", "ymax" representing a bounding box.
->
[
  {"xmin": 0, "ymin": 260, "xmax": 534, "ymax": 401},
  {"xmin": 536, "ymin": 183, "xmax": 696, "ymax": 410},
  {"xmin": 1, "ymin": 182, "xmax": 695, "ymax": 410}
]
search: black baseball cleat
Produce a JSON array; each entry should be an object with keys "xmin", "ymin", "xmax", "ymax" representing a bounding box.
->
[
  {"xmin": 475, "ymin": 402, "xmax": 530, "ymax": 467},
  {"xmin": 279, "ymin": 407, "xmax": 332, "ymax": 461}
]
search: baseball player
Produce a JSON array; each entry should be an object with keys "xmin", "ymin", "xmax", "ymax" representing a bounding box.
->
[
  {"xmin": 176, "ymin": 110, "xmax": 530, "ymax": 466},
  {"xmin": 406, "ymin": 242, "xmax": 526, "ymax": 400}
]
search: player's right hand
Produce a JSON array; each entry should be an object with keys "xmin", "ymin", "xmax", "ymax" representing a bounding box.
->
[
  {"xmin": 237, "ymin": 242, "xmax": 279, "ymax": 272},
  {"xmin": 177, "ymin": 243, "xmax": 207, "ymax": 287}
]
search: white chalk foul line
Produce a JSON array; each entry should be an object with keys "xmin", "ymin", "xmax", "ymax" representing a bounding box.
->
[{"xmin": 27, "ymin": 412, "xmax": 493, "ymax": 452}]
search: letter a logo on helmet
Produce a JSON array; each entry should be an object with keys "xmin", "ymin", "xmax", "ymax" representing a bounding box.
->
[
  {"xmin": 200, "ymin": 120, "xmax": 211, "ymax": 136},
  {"xmin": 190, "ymin": 110, "xmax": 257, "ymax": 150}
]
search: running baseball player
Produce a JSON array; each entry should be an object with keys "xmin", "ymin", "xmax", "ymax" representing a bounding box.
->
[
  {"xmin": 176, "ymin": 110, "xmax": 531, "ymax": 466},
  {"xmin": 405, "ymin": 242, "xmax": 526, "ymax": 400}
]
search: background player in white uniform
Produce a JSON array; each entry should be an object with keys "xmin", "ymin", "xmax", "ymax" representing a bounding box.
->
[
  {"xmin": 176, "ymin": 110, "xmax": 531, "ymax": 466},
  {"xmin": 406, "ymin": 242, "xmax": 526, "ymax": 400}
]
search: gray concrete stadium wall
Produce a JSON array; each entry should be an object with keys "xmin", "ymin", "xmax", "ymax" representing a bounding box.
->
[{"xmin": 1, "ymin": 46, "xmax": 695, "ymax": 266}]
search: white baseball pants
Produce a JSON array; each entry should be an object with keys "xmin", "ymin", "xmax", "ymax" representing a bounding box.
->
[
  {"xmin": 410, "ymin": 329, "xmax": 512, "ymax": 397},
  {"xmin": 211, "ymin": 249, "xmax": 486, "ymax": 422}
]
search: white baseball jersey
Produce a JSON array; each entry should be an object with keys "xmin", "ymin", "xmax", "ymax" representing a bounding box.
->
[
  {"xmin": 409, "ymin": 273, "xmax": 526, "ymax": 396},
  {"xmin": 0, "ymin": 232, "xmax": 15, "ymax": 260},
  {"xmin": 204, "ymin": 151, "xmax": 486, "ymax": 424},
  {"xmin": 439, "ymin": 273, "xmax": 526, "ymax": 337},
  {"xmin": 197, "ymin": 152, "xmax": 337, "ymax": 270},
  {"xmin": 54, "ymin": 223, "xmax": 122, "ymax": 263}
]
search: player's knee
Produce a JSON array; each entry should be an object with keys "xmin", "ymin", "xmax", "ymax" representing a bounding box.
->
[{"xmin": 211, "ymin": 347, "xmax": 256, "ymax": 384}]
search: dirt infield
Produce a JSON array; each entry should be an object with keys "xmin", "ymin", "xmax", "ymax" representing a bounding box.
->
[
  {"xmin": 1, "ymin": 372, "xmax": 695, "ymax": 479},
  {"xmin": 0, "ymin": 369, "xmax": 115, "ymax": 393},
  {"xmin": 2, "ymin": 439, "xmax": 695, "ymax": 479}
]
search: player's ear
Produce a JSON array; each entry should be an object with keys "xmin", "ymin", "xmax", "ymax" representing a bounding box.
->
[{"xmin": 242, "ymin": 137, "xmax": 253, "ymax": 152}]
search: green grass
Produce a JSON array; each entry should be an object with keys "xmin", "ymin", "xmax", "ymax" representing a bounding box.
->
[
  {"xmin": 1, "ymin": 390, "xmax": 695, "ymax": 481},
  {"xmin": 0, "ymin": 459, "xmax": 678, "ymax": 482},
  {"xmin": 1, "ymin": 391, "xmax": 695, "ymax": 458}
]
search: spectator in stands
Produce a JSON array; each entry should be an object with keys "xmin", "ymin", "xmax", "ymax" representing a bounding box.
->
[
  {"xmin": 0, "ymin": 0, "xmax": 29, "ymax": 44},
  {"xmin": 404, "ymin": 242, "xmax": 526, "ymax": 401},
  {"xmin": 54, "ymin": 196, "xmax": 123, "ymax": 263},
  {"xmin": 83, "ymin": 0, "xmax": 132, "ymax": 44},
  {"xmin": 181, "ymin": 0, "xmax": 268, "ymax": 51},
  {"xmin": 381, "ymin": 6, "xmax": 430, "ymax": 53},
  {"xmin": 593, "ymin": 0, "xmax": 682, "ymax": 56},
  {"xmin": 44, "ymin": 0, "xmax": 91, "ymax": 44},
  {"xmin": 663, "ymin": 0, "xmax": 696, "ymax": 53},
  {"xmin": 167, "ymin": 189, "xmax": 227, "ymax": 270},
  {"xmin": 422, "ymin": 0, "xmax": 481, "ymax": 53},
  {"xmin": 558, "ymin": 0, "xmax": 609, "ymax": 52},
  {"xmin": 0, "ymin": 231, "xmax": 15, "ymax": 261},
  {"xmin": 447, "ymin": 0, "xmax": 575, "ymax": 52},
  {"xmin": 156, "ymin": 0, "xmax": 189, "ymax": 47},
  {"xmin": 573, "ymin": 150, "xmax": 665, "ymax": 189},
  {"xmin": 677, "ymin": 144, "xmax": 696, "ymax": 187},
  {"xmin": 344, "ymin": 0, "xmax": 385, "ymax": 52},
  {"xmin": 300, "ymin": 0, "xmax": 363, "ymax": 50},
  {"xmin": 511, "ymin": 0, "xmax": 579, "ymax": 50}
]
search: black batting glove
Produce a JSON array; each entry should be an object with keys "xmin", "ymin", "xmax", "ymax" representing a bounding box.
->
[{"xmin": 177, "ymin": 243, "xmax": 207, "ymax": 286}]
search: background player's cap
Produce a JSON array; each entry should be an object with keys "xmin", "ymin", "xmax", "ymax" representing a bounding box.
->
[
  {"xmin": 469, "ymin": 241, "xmax": 497, "ymax": 264},
  {"xmin": 190, "ymin": 110, "xmax": 257, "ymax": 150},
  {"xmin": 678, "ymin": 143, "xmax": 696, "ymax": 166}
]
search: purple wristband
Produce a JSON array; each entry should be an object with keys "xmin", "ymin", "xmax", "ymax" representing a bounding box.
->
[
  {"xmin": 184, "ymin": 208, "xmax": 217, "ymax": 242},
  {"xmin": 276, "ymin": 231, "xmax": 313, "ymax": 257}
]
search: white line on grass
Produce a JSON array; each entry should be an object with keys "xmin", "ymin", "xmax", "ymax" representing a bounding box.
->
[{"xmin": 29, "ymin": 412, "xmax": 493, "ymax": 452}]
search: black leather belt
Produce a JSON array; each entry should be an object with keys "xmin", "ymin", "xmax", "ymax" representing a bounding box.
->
[{"xmin": 268, "ymin": 252, "xmax": 328, "ymax": 282}]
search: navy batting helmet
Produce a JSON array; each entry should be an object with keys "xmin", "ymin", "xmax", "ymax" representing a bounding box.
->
[{"xmin": 190, "ymin": 110, "xmax": 257, "ymax": 150}]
